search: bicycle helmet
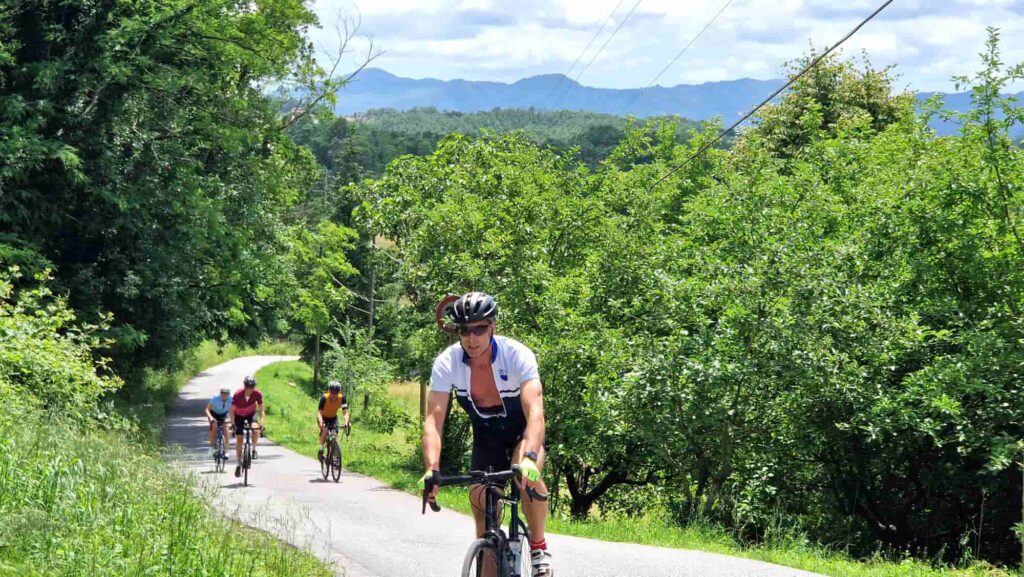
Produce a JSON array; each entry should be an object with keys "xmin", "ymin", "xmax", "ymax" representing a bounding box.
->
[
  {"xmin": 243, "ymin": 376, "xmax": 257, "ymax": 388},
  {"xmin": 328, "ymin": 381, "xmax": 341, "ymax": 393},
  {"xmin": 219, "ymin": 387, "xmax": 231, "ymax": 394},
  {"xmin": 449, "ymin": 292, "xmax": 497, "ymax": 324}
]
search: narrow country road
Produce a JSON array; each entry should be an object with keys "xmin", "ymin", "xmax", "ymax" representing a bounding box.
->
[{"xmin": 165, "ymin": 356, "xmax": 824, "ymax": 577}]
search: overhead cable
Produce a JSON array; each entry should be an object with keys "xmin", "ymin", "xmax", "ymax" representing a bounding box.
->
[
  {"xmin": 645, "ymin": 0, "xmax": 895, "ymax": 193},
  {"xmin": 617, "ymin": 0, "xmax": 735, "ymax": 116}
]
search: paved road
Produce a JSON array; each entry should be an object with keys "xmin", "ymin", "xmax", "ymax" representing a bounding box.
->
[{"xmin": 165, "ymin": 356, "xmax": 824, "ymax": 577}]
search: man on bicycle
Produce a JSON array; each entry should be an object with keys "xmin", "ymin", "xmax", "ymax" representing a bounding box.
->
[
  {"xmin": 421, "ymin": 292, "xmax": 554, "ymax": 576},
  {"xmin": 317, "ymin": 380, "xmax": 350, "ymax": 461},
  {"xmin": 229, "ymin": 375, "xmax": 264, "ymax": 478},
  {"xmin": 205, "ymin": 387, "xmax": 232, "ymax": 457}
]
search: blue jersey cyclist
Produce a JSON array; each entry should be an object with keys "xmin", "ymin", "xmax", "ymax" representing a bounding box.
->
[
  {"xmin": 421, "ymin": 292, "xmax": 553, "ymax": 577},
  {"xmin": 205, "ymin": 387, "xmax": 233, "ymax": 456}
]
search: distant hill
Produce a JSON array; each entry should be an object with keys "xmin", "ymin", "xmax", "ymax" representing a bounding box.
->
[
  {"xmin": 336, "ymin": 68, "xmax": 1024, "ymax": 137},
  {"xmin": 336, "ymin": 68, "xmax": 783, "ymax": 121}
]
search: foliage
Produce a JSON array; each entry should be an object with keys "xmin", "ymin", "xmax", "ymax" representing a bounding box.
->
[
  {"xmin": 354, "ymin": 33, "xmax": 1024, "ymax": 568},
  {"xmin": 0, "ymin": 0, "xmax": 324, "ymax": 375},
  {"xmin": 0, "ymin": 269, "xmax": 121, "ymax": 417}
]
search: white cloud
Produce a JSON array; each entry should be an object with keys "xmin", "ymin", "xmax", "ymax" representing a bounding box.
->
[{"xmin": 313, "ymin": 0, "xmax": 1024, "ymax": 92}]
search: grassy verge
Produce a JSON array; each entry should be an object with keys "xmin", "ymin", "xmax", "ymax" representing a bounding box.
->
[
  {"xmin": 0, "ymin": 399, "xmax": 330, "ymax": 577},
  {"xmin": 255, "ymin": 360, "xmax": 1020, "ymax": 577}
]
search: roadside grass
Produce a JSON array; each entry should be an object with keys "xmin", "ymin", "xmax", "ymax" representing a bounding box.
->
[
  {"xmin": 0, "ymin": 400, "xmax": 330, "ymax": 577},
  {"xmin": 255, "ymin": 360, "xmax": 1021, "ymax": 577},
  {"xmin": 114, "ymin": 340, "xmax": 301, "ymax": 442}
]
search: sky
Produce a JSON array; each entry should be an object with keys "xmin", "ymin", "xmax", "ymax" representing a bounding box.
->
[{"xmin": 307, "ymin": 0, "xmax": 1024, "ymax": 93}]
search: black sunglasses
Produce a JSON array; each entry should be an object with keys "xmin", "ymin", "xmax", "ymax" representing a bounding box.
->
[{"xmin": 457, "ymin": 324, "xmax": 491, "ymax": 336}]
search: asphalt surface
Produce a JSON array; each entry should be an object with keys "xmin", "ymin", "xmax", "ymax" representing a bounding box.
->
[{"xmin": 164, "ymin": 356, "xmax": 825, "ymax": 577}]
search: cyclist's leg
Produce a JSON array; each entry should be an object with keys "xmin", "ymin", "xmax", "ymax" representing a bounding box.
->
[
  {"xmin": 513, "ymin": 442, "xmax": 548, "ymax": 543},
  {"xmin": 234, "ymin": 415, "xmax": 248, "ymax": 463},
  {"xmin": 468, "ymin": 436, "xmax": 512, "ymax": 537},
  {"xmin": 208, "ymin": 419, "xmax": 217, "ymax": 446}
]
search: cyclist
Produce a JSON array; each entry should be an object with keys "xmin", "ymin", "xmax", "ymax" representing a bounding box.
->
[
  {"xmin": 229, "ymin": 375, "xmax": 264, "ymax": 478},
  {"xmin": 317, "ymin": 380, "xmax": 351, "ymax": 461},
  {"xmin": 421, "ymin": 292, "xmax": 553, "ymax": 576},
  {"xmin": 205, "ymin": 387, "xmax": 233, "ymax": 457}
]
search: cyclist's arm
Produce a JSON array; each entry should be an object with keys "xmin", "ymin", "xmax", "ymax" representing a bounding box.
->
[
  {"xmin": 341, "ymin": 394, "xmax": 350, "ymax": 426},
  {"xmin": 520, "ymin": 378, "xmax": 545, "ymax": 457},
  {"xmin": 258, "ymin": 402, "xmax": 265, "ymax": 427},
  {"xmin": 422, "ymin": 390, "xmax": 449, "ymax": 471},
  {"xmin": 205, "ymin": 402, "xmax": 214, "ymax": 421},
  {"xmin": 317, "ymin": 396, "xmax": 326, "ymax": 427}
]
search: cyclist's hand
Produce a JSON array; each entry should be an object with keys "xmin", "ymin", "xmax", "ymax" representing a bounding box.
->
[
  {"xmin": 519, "ymin": 456, "xmax": 541, "ymax": 484},
  {"xmin": 420, "ymin": 470, "xmax": 439, "ymax": 500}
]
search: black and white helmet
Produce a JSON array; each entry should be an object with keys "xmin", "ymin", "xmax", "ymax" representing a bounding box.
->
[
  {"xmin": 449, "ymin": 292, "xmax": 497, "ymax": 324},
  {"xmin": 328, "ymin": 380, "xmax": 341, "ymax": 392},
  {"xmin": 243, "ymin": 375, "xmax": 257, "ymax": 387}
]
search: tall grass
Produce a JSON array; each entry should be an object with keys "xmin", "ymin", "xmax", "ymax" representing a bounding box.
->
[
  {"xmin": 0, "ymin": 400, "xmax": 330, "ymax": 577},
  {"xmin": 255, "ymin": 360, "xmax": 1022, "ymax": 577}
]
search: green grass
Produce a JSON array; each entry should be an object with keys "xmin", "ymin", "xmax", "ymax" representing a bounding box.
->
[
  {"xmin": 255, "ymin": 360, "xmax": 1021, "ymax": 577},
  {"xmin": 0, "ymin": 399, "xmax": 330, "ymax": 577}
]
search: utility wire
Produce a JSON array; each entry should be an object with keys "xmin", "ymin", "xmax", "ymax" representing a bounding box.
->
[
  {"xmin": 645, "ymin": 0, "xmax": 895, "ymax": 193},
  {"xmin": 617, "ymin": 0, "xmax": 735, "ymax": 116},
  {"xmin": 538, "ymin": 0, "xmax": 626, "ymax": 109},
  {"xmin": 549, "ymin": 0, "xmax": 645, "ymax": 110}
]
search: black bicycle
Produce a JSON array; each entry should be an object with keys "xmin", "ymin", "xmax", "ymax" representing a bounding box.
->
[
  {"xmin": 237, "ymin": 424, "xmax": 262, "ymax": 487},
  {"xmin": 212, "ymin": 420, "xmax": 229, "ymax": 473},
  {"xmin": 422, "ymin": 465, "xmax": 547, "ymax": 577},
  {"xmin": 319, "ymin": 422, "xmax": 349, "ymax": 482}
]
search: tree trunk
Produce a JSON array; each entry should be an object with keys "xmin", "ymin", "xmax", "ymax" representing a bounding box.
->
[{"xmin": 312, "ymin": 329, "xmax": 322, "ymax": 392}]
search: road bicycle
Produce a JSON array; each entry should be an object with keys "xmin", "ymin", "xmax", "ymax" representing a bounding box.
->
[
  {"xmin": 236, "ymin": 423, "xmax": 262, "ymax": 487},
  {"xmin": 422, "ymin": 465, "xmax": 546, "ymax": 577},
  {"xmin": 319, "ymin": 422, "xmax": 350, "ymax": 482},
  {"xmin": 212, "ymin": 420, "xmax": 229, "ymax": 473}
]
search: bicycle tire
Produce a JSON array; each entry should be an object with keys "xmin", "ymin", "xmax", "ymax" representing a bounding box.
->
[
  {"xmin": 330, "ymin": 439, "xmax": 342, "ymax": 482},
  {"xmin": 320, "ymin": 441, "xmax": 330, "ymax": 479},
  {"xmin": 243, "ymin": 443, "xmax": 251, "ymax": 487},
  {"xmin": 512, "ymin": 521, "xmax": 533, "ymax": 577},
  {"xmin": 461, "ymin": 538, "xmax": 506, "ymax": 577}
]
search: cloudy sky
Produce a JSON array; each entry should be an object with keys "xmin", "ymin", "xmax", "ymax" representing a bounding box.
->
[{"xmin": 308, "ymin": 0, "xmax": 1024, "ymax": 92}]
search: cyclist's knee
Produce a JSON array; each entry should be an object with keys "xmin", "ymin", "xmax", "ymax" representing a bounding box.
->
[{"xmin": 469, "ymin": 484, "xmax": 488, "ymax": 513}]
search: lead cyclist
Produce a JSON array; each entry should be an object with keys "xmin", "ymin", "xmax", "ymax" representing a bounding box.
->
[{"xmin": 421, "ymin": 292, "xmax": 553, "ymax": 576}]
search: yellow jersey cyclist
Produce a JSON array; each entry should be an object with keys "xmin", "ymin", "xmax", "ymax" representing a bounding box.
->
[
  {"xmin": 205, "ymin": 387, "xmax": 233, "ymax": 456},
  {"xmin": 421, "ymin": 292, "xmax": 553, "ymax": 576},
  {"xmin": 317, "ymin": 380, "xmax": 351, "ymax": 461}
]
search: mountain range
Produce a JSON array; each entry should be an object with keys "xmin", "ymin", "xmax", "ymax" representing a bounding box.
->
[{"xmin": 336, "ymin": 68, "xmax": 1024, "ymax": 137}]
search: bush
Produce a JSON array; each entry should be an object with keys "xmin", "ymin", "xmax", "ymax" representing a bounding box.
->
[
  {"xmin": 0, "ymin": 270, "xmax": 121, "ymax": 417},
  {"xmin": 362, "ymin": 394, "xmax": 415, "ymax": 434}
]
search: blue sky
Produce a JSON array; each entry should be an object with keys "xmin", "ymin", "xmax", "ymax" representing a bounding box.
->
[{"xmin": 308, "ymin": 0, "xmax": 1024, "ymax": 92}]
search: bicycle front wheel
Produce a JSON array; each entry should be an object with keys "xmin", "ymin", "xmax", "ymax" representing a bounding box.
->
[
  {"xmin": 330, "ymin": 440, "xmax": 342, "ymax": 482},
  {"xmin": 461, "ymin": 538, "xmax": 506, "ymax": 577}
]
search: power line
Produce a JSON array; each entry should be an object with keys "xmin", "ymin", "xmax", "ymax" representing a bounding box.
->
[
  {"xmin": 645, "ymin": 0, "xmax": 895, "ymax": 193},
  {"xmin": 549, "ymin": 0, "xmax": 645, "ymax": 110},
  {"xmin": 617, "ymin": 0, "xmax": 735, "ymax": 116},
  {"xmin": 538, "ymin": 0, "xmax": 626, "ymax": 108}
]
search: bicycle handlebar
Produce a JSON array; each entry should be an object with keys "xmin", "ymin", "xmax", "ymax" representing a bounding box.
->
[{"xmin": 421, "ymin": 465, "xmax": 548, "ymax": 514}]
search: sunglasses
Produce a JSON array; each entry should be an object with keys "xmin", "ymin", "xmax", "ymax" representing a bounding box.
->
[{"xmin": 457, "ymin": 324, "xmax": 491, "ymax": 336}]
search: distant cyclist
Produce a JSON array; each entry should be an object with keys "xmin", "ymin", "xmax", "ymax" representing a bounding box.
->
[
  {"xmin": 204, "ymin": 387, "xmax": 232, "ymax": 456},
  {"xmin": 421, "ymin": 292, "xmax": 554, "ymax": 576},
  {"xmin": 318, "ymin": 380, "xmax": 351, "ymax": 461},
  {"xmin": 229, "ymin": 375, "xmax": 264, "ymax": 478}
]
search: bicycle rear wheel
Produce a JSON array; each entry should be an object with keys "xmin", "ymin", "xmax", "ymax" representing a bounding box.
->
[
  {"xmin": 461, "ymin": 538, "xmax": 506, "ymax": 577},
  {"xmin": 330, "ymin": 440, "xmax": 342, "ymax": 482}
]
